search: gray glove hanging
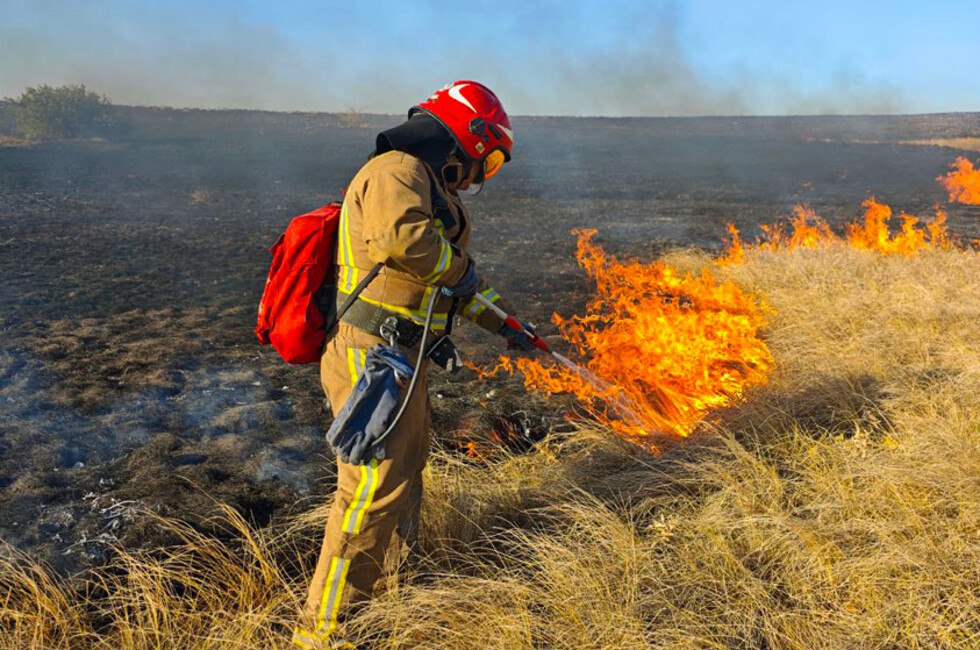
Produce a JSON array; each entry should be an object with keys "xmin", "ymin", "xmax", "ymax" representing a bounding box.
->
[
  {"xmin": 325, "ymin": 345, "xmax": 416, "ymax": 465},
  {"xmin": 326, "ymin": 287, "xmax": 440, "ymax": 465}
]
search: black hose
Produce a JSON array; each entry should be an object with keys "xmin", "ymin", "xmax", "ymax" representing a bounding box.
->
[{"xmin": 372, "ymin": 288, "xmax": 439, "ymax": 447}]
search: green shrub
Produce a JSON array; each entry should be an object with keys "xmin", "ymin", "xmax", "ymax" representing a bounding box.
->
[
  {"xmin": 0, "ymin": 100, "xmax": 17, "ymax": 134},
  {"xmin": 11, "ymin": 84, "xmax": 113, "ymax": 140}
]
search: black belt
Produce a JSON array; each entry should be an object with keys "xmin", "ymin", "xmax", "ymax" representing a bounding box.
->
[
  {"xmin": 336, "ymin": 293, "xmax": 464, "ymax": 374},
  {"xmin": 337, "ymin": 293, "xmax": 427, "ymax": 349}
]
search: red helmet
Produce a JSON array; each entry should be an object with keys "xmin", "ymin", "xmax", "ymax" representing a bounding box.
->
[{"xmin": 411, "ymin": 80, "xmax": 513, "ymax": 179}]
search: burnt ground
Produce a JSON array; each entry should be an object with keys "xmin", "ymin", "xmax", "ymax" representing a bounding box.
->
[{"xmin": 1, "ymin": 106, "xmax": 979, "ymax": 575}]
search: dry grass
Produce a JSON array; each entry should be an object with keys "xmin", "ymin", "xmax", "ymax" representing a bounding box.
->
[
  {"xmin": 0, "ymin": 134, "xmax": 33, "ymax": 147},
  {"xmin": 2, "ymin": 244, "xmax": 978, "ymax": 649},
  {"xmin": 189, "ymin": 188, "xmax": 211, "ymax": 204},
  {"xmin": 899, "ymin": 137, "xmax": 980, "ymax": 152}
]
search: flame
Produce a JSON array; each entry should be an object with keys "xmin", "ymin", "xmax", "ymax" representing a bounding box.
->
[
  {"xmin": 720, "ymin": 223, "xmax": 746, "ymax": 265},
  {"xmin": 481, "ymin": 229, "xmax": 774, "ymax": 441},
  {"xmin": 846, "ymin": 198, "xmax": 950, "ymax": 254},
  {"xmin": 473, "ymin": 186, "xmax": 957, "ymax": 448},
  {"xmin": 939, "ymin": 157, "xmax": 980, "ymax": 205},
  {"xmin": 719, "ymin": 199, "xmax": 951, "ymax": 262},
  {"xmin": 761, "ymin": 205, "xmax": 834, "ymax": 251}
]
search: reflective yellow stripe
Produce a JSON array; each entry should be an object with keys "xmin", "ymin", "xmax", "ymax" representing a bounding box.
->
[
  {"xmin": 338, "ymin": 203, "xmax": 349, "ymax": 264},
  {"xmin": 327, "ymin": 560, "xmax": 350, "ymax": 638},
  {"xmin": 335, "ymin": 288, "xmax": 450, "ymax": 330},
  {"xmin": 464, "ymin": 299, "xmax": 486, "ymax": 318},
  {"xmin": 291, "ymin": 627, "xmax": 318, "ymax": 648},
  {"xmin": 464, "ymin": 287, "xmax": 500, "ymax": 319},
  {"xmin": 338, "ymin": 202, "xmax": 358, "ymax": 292},
  {"xmin": 346, "ymin": 347, "xmax": 365, "ymax": 388},
  {"xmin": 339, "ymin": 265, "xmax": 356, "ymax": 293},
  {"xmin": 356, "ymin": 349, "xmax": 366, "ymax": 386},
  {"xmin": 341, "ymin": 458, "xmax": 379, "ymax": 534},
  {"xmin": 315, "ymin": 556, "xmax": 351, "ymax": 637},
  {"xmin": 355, "ymin": 292, "xmax": 449, "ymax": 330},
  {"xmin": 421, "ymin": 237, "xmax": 453, "ymax": 284}
]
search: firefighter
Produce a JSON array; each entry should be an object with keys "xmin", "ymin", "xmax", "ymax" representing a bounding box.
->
[{"xmin": 293, "ymin": 81, "xmax": 533, "ymax": 649}]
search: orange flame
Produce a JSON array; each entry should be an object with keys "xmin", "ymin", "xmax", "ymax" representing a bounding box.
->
[
  {"xmin": 475, "ymin": 188, "xmax": 957, "ymax": 448},
  {"xmin": 720, "ymin": 223, "xmax": 746, "ymax": 265},
  {"xmin": 761, "ymin": 205, "xmax": 834, "ymax": 251},
  {"xmin": 846, "ymin": 198, "xmax": 948, "ymax": 254},
  {"xmin": 938, "ymin": 157, "xmax": 980, "ymax": 205},
  {"xmin": 482, "ymin": 229, "xmax": 774, "ymax": 441},
  {"xmin": 720, "ymin": 199, "xmax": 951, "ymax": 262}
]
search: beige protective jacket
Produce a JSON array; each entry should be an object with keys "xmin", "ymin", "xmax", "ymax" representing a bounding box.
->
[{"xmin": 336, "ymin": 150, "xmax": 513, "ymax": 334}]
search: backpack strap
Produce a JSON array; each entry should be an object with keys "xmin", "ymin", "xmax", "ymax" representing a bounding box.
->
[{"xmin": 327, "ymin": 262, "xmax": 383, "ymax": 333}]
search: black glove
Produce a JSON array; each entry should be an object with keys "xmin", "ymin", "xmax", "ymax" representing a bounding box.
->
[
  {"xmin": 440, "ymin": 260, "xmax": 478, "ymax": 303},
  {"xmin": 499, "ymin": 320, "xmax": 537, "ymax": 353}
]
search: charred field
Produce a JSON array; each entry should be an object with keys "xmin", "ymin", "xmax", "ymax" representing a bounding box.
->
[{"xmin": 1, "ymin": 107, "xmax": 979, "ymax": 648}]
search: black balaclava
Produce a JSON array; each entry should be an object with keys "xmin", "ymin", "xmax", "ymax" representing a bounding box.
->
[{"xmin": 373, "ymin": 112, "xmax": 460, "ymax": 181}]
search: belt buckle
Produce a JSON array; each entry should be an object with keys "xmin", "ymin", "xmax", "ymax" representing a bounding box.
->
[{"xmin": 379, "ymin": 316, "xmax": 399, "ymax": 346}]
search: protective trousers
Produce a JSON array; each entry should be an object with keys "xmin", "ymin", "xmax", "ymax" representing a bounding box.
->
[{"xmin": 293, "ymin": 324, "xmax": 430, "ymax": 648}]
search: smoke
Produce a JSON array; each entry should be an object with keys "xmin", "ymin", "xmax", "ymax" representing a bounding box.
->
[
  {"xmin": 0, "ymin": 1, "xmax": 912, "ymax": 116},
  {"xmin": 483, "ymin": 3, "xmax": 906, "ymax": 117},
  {"xmin": 0, "ymin": 1, "xmax": 325, "ymax": 111}
]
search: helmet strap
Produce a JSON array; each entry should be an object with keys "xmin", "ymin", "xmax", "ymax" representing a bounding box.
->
[
  {"xmin": 473, "ymin": 157, "xmax": 487, "ymax": 185},
  {"xmin": 462, "ymin": 181, "xmax": 484, "ymax": 197},
  {"xmin": 440, "ymin": 160, "xmax": 464, "ymax": 187}
]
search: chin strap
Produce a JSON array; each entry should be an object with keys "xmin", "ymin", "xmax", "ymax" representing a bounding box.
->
[{"xmin": 440, "ymin": 160, "xmax": 464, "ymax": 186}]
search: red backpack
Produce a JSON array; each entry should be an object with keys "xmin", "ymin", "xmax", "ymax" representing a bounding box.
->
[{"xmin": 254, "ymin": 202, "xmax": 380, "ymax": 364}]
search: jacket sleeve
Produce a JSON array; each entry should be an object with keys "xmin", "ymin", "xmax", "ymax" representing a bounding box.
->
[
  {"xmin": 460, "ymin": 277, "xmax": 518, "ymax": 335},
  {"xmin": 361, "ymin": 157, "xmax": 469, "ymax": 287}
]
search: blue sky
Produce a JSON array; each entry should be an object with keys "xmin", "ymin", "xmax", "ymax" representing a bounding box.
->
[{"xmin": 2, "ymin": 0, "xmax": 976, "ymax": 116}]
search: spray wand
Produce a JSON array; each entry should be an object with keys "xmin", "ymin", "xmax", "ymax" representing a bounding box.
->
[
  {"xmin": 473, "ymin": 293, "xmax": 575, "ymax": 368},
  {"xmin": 471, "ymin": 292, "xmax": 645, "ymax": 429},
  {"xmin": 472, "ymin": 293, "xmax": 614, "ymax": 387}
]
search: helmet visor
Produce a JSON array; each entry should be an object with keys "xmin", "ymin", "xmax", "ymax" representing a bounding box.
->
[{"xmin": 483, "ymin": 149, "xmax": 506, "ymax": 180}]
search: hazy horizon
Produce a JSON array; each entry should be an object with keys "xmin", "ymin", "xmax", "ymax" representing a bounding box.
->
[
  {"xmin": 4, "ymin": 1, "xmax": 979, "ymax": 118},
  {"xmin": 7, "ymin": 95, "xmax": 978, "ymax": 121}
]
